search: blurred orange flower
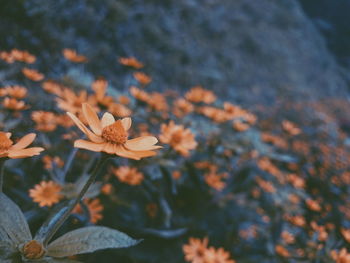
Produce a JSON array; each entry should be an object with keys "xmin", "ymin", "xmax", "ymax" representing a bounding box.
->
[
  {"xmin": 0, "ymin": 132, "xmax": 44, "ymax": 159},
  {"xmin": 0, "ymin": 49, "xmax": 36, "ymax": 64},
  {"xmin": 42, "ymin": 155, "xmax": 64, "ymax": 170},
  {"xmin": 331, "ymin": 248, "xmax": 350, "ymax": 263},
  {"xmin": 108, "ymin": 102, "xmax": 132, "ymax": 118},
  {"xmin": 29, "ymin": 181, "xmax": 62, "ymax": 207},
  {"xmin": 3, "ymin": 97, "xmax": 27, "ymax": 110},
  {"xmin": 5, "ymin": 85, "xmax": 27, "ymax": 99},
  {"xmin": 119, "ymin": 57, "xmax": 144, "ymax": 69},
  {"xmin": 62, "ymin": 48, "xmax": 87, "ymax": 63},
  {"xmin": 91, "ymin": 78, "xmax": 113, "ymax": 107},
  {"xmin": 22, "ymin": 68, "xmax": 44, "ymax": 81},
  {"xmin": 133, "ymin": 72, "xmax": 152, "ymax": 85},
  {"xmin": 160, "ymin": 121, "xmax": 197, "ymax": 157},
  {"xmin": 205, "ymin": 247, "xmax": 236, "ymax": 263},
  {"xmin": 185, "ymin": 86, "xmax": 216, "ymax": 104},
  {"xmin": 72, "ymin": 198, "xmax": 104, "ymax": 223},
  {"xmin": 282, "ymin": 120, "xmax": 301, "ymax": 136},
  {"xmin": 42, "ymin": 80, "xmax": 64, "ymax": 96},
  {"xmin": 173, "ymin": 98, "xmax": 194, "ymax": 117},
  {"xmin": 112, "ymin": 166, "xmax": 144, "ymax": 185},
  {"xmin": 183, "ymin": 237, "xmax": 209, "ymax": 263},
  {"xmin": 67, "ymin": 103, "xmax": 161, "ymax": 159},
  {"xmin": 32, "ymin": 111, "xmax": 58, "ymax": 132}
]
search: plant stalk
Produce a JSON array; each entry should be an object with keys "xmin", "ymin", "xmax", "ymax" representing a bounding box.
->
[
  {"xmin": 0, "ymin": 158, "xmax": 7, "ymax": 192},
  {"xmin": 43, "ymin": 153, "xmax": 109, "ymax": 246}
]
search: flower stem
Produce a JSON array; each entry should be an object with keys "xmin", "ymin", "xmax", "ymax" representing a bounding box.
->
[
  {"xmin": 43, "ymin": 153, "xmax": 109, "ymax": 246},
  {"xmin": 0, "ymin": 158, "xmax": 7, "ymax": 193}
]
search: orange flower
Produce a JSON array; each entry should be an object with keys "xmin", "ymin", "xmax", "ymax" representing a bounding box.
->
[
  {"xmin": 160, "ymin": 121, "xmax": 197, "ymax": 156},
  {"xmin": 42, "ymin": 80, "xmax": 64, "ymax": 96},
  {"xmin": 72, "ymin": 198, "xmax": 103, "ymax": 223},
  {"xmin": 22, "ymin": 68, "xmax": 44, "ymax": 81},
  {"xmin": 232, "ymin": 121, "xmax": 250, "ymax": 132},
  {"xmin": 130, "ymin": 86, "xmax": 150, "ymax": 102},
  {"xmin": 341, "ymin": 228, "xmax": 350, "ymax": 243},
  {"xmin": 112, "ymin": 166, "xmax": 144, "ymax": 185},
  {"xmin": 32, "ymin": 111, "xmax": 58, "ymax": 132},
  {"xmin": 29, "ymin": 181, "xmax": 62, "ymax": 207},
  {"xmin": 56, "ymin": 88, "xmax": 96, "ymax": 116},
  {"xmin": 197, "ymin": 106, "xmax": 228, "ymax": 123},
  {"xmin": 0, "ymin": 49, "xmax": 36, "ymax": 64},
  {"xmin": 173, "ymin": 98, "xmax": 194, "ymax": 117},
  {"xmin": 42, "ymin": 155, "xmax": 64, "ymax": 170},
  {"xmin": 306, "ymin": 199, "xmax": 321, "ymax": 212},
  {"xmin": 183, "ymin": 237, "xmax": 209, "ymax": 263},
  {"xmin": 204, "ymin": 171, "xmax": 227, "ymax": 191},
  {"xmin": 62, "ymin": 48, "xmax": 87, "ymax": 63},
  {"xmin": 108, "ymin": 102, "xmax": 132, "ymax": 118},
  {"xmin": 172, "ymin": 171, "xmax": 182, "ymax": 180},
  {"xmin": 67, "ymin": 103, "xmax": 161, "ymax": 159},
  {"xmin": 133, "ymin": 72, "xmax": 152, "ymax": 85},
  {"xmin": 146, "ymin": 92, "xmax": 169, "ymax": 112},
  {"xmin": 282, "ymin": 120, "xmax": 301, "ymax": 136},
  {"xmin": 275, "ymin": 245, "xmax": 290, "ymax": 257},
  {"xmin": 281, "ymin": 231, "xmax": 295, "ymax": 244},
  {"xmin": 91, "ymin": 78, "xmax": 113, "ymax": 107},
  {"xmin": 118, "ymin": 95, "xmax": 130, "ymax": 105},
  {"xmin": 5, "ymin": 85, "xmax": 27, "ymax": 99},
  {"xmin": 185, "ymin": 86, "xmax": 216, "ymax": 104},
  {"xmin": 0, "ymin": 132, "xmax": 44, "ymax": 159},
  {"xmin": 204, "ymin": 247, "xmax": 236, "ymax": 263},
  {"xmin": 331, "ymin": 248, "xmax": 350, "ymax": 263},
  {"xmin": 119, "ymin": 57, "xmax": 144, "ymax": 69},
  {"xmin": 2, "ymin": 97, "xmax": 27, "ymax": 110}
]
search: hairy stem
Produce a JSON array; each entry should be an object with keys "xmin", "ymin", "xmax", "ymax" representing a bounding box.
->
[{"xmin": 43, "ymin": 153, "xmax": 109, "ymax": 246}]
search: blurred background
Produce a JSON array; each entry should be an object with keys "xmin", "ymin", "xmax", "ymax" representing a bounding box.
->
[{"xmin": 1, "ymin": 0, "xmax": 349, "ymax": 105}]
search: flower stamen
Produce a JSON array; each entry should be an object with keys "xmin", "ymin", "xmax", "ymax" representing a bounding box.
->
[{"xmin": 101, "ymin": 121, "xmax": 128, "ymax": 144}]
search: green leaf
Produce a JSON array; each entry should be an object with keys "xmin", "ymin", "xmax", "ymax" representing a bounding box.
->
[
  {"xmin": 46, "ymin": 226, "xmax": 139, "ymax": 258},
  {"xmin": 0, "ymin": 193, "xmax": 31, "ymax": 245}
]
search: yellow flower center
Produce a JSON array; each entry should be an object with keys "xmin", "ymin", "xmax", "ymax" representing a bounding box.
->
[
  {"xmin": 0, "ymin": 132, "xmax": 13, "ymax": 152},
  {"xmin": 22, "ymin": 240, "xmax": 45, "ymax": 259},
  {"xmin": 101, "ymin": 121, "xmax": 128, "ymax": 144}
]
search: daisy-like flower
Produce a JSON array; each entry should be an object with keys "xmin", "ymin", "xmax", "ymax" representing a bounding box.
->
[
  {"xmin": 67, "ymin": 103, "xmax": 161, "ymax": 160},
  {"xmin": 0, "ymin": 132, "xmax": 44, "ymax": 159},
  {"xmin": 5, "ymin": 85, "xmax": 27, "ymax": 99},
  {"xmin": 133, "ymin": 72, "xmax": 152, "ymax": 85},
  {"xmin": 112, "ymin": 166, "xmax": 144, "ymax": 185},
  {"xmin": 29, "ymin": 181, "xmax": 62, "ymax": 207},
  {"xmin": 183, "ymin": 237, "xmax": 209, "ymax": 263},
  {"xmin": 72, "ymin": 198, "xmax": 104, "ymax": 223},
  {"xmin": 22, "ymin": 68, "xmax": 44, "ymax": 81},
  {"xmin": 62, "ymin": 48, "xmax": 87, "ymax": 63},
  {"xmin": 185, "ymin": 86, "xmax": 216, "ymax": 104},
  {"xmin": 159, "ymin": 121, "xmax": 197, "ymax": 157},
  {"xmin": 2, "ymin": 97, "xmax": 27, "ymax": 110},
  {"xmin": 119, "ymin": 57, "xmax": 144, "ymax": 69},
  {"xmin": 32, "ymin": 111, "xmax": 58, "ymax": 132},
  {"xmin": 204, "ymin": 247, "xmax": 236, "ymax": 263}
]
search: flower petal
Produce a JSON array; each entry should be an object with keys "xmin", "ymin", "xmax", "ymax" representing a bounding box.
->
[
  {"xmin": 10, "ymin": 133, "xmax": 36, "ymax": 150},
  {"xmin": 82, "ymin": 103, "xmax": 102, "ymax": 135},
  {"xmin": 5, "ymin": 133, "xmax": 11, "ymax": 139},
  {"xmin": 74, "ymin": 139, "xmax": 104, "ymax": 152},
  {"xmin": 124, "ymin": 136, "xmax": 161, "ymax": 151},
  {"xmin": 121, "ymin": 117, "xmax": 131, "ymax": 131},
  {"xmin": 7, "ymin": 147, "xmax": 44, "ymax": 159},
  {"xmin": 134, "ymin": 150, "xmax": 157, "ymax": 158},
  {"xmin": 101, "ymin": 112, "xmax": 115, "ymax": 128},
  {"xmin": 67, "ymin": 112, "xmax": 103, "ymax": 143},
  {"xmin": 115, "ymin": 145, "xmax": 141, "ymax": 160},
  {"xmin": 102, "ymin": 143, "xmax": 116, "ymax": 154}
]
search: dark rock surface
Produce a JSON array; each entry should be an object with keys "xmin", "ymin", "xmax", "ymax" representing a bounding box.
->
[{"xmin": 0, "ymin": 0, "xmax": 348, "ymax": 105}]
